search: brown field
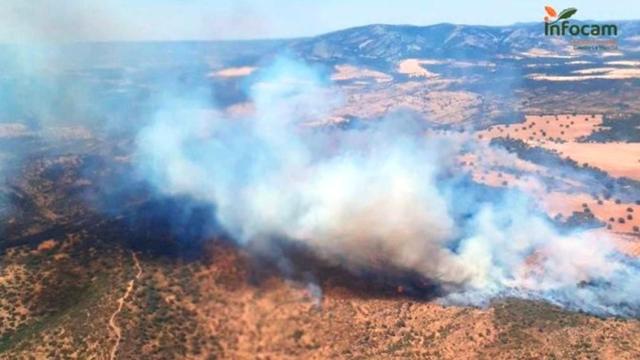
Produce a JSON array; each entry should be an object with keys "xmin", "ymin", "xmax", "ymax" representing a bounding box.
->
[
  {"xmin": 396, "ymin": 59, "xmax": 439, "ymax": 78},
  {"xmin": 331, "ymin": 65, "xmax": 393, "ymax": 83},
  {"xmin": 472, "ymin": 113, "xmax": 640, "ymax": 246},
  {"xmin": 210, "ymin": 66, "xmax": 257, "ymax": 78},
  {"xmin": 336, "ymin": 84, "xmax": 479, "ymax": 123},
  {"xmin": 542, "ymin": 192, "xmax": 640, "ymax": 233},
  {"xmin": 546, "ymin": 142, "xmax": 640, "ymax": 180},
  {"xmin": 479, "ymin": 114, "xmax": 604, "ymax": 144}
]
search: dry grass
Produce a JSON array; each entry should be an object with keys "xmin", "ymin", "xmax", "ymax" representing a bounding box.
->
[
  {"xmin": 210, "ymin": 66, "xmax": 257, "ymax": 78},
  {"xmin": 546, "ymin": 142, "xmax": 640, "ymax": 180},
  {"xmin": 397, "ymin": 59, "xmax": 439, "ymax": 78},
  {"xmin": 479, "ymin": 114, "xmax": 604, "ymax": 145},
  {"xmin": 331, "ymin": 65, "xmax": 393, "ymax": 83}
]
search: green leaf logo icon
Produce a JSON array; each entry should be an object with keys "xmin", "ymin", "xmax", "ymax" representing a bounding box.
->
[{"xmin": 557, "ymin": 7, "xmax": 578, "ymax": 20}]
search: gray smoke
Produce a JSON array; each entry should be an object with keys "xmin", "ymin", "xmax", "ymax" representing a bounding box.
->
[{"xmin": 136, "ymin": 58, "xmax": 640, "ymax": 317}]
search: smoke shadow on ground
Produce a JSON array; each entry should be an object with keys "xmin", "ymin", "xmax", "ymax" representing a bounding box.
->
[
  {"xmin": 242, "ymin": 238, "xmax": 446, "ymax": 302},
  {"xmin": 99, "ymin": 189, "xmax": 445, "ymax": 302},
  {"xmin": 0, "ymin": 193, "xmax": 445, "ymax": 303}
]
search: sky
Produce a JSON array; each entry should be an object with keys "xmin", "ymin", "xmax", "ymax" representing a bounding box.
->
[{"xmin": 1, "ymin": 0, "xmax": 639, "ymax": 42}]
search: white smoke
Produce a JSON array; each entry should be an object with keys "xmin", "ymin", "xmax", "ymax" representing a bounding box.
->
[{"xmin": 136, "ymin": 58, "xmax": 640, "ymax": 316}]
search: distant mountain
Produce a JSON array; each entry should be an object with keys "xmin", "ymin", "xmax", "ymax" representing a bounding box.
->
[
  {"xmin": 290, "ymin": 21, "xmax": 640, "ymax": 64},
  {"xmin": 2, "ymin": 21, "xmax": 639, "ymax": 72}
]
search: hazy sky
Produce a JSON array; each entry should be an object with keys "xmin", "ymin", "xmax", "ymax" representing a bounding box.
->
[{"xmin": 2, "ymin": 0, "xmax": 639, "ymax": 42}]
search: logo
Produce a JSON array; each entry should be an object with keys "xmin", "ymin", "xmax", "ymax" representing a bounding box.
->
[
  {"xmin": 544, "ymin": 6, "xmax": 577, "ymax": 24},
  {"xmin": 543, "ymin": 5, "xmax": 617, "ymax": 36}
]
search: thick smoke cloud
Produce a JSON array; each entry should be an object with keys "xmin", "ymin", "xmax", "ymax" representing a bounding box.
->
[{"xmin": 136, "ymin": 58, "xmax": 640, "ymax": 317}]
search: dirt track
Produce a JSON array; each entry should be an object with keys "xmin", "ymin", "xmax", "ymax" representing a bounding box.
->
[{"xmin": 108, "ymin": 252, "xmax": 142, "ymax": 360}]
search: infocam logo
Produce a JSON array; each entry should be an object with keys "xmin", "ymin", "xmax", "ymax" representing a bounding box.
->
[{"xmin": 544, "ymin": 6, "xmax": 618, "ymax": 36}]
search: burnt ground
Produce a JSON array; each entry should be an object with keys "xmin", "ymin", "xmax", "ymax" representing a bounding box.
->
[{"xmin": 0, "ymin": 134, "xmax": 638, "ymax": 360}]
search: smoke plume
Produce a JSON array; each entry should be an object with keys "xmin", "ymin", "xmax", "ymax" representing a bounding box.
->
[{"xmin": 136, "ymin": 58, "xmax": 640, "ymax": 317}]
